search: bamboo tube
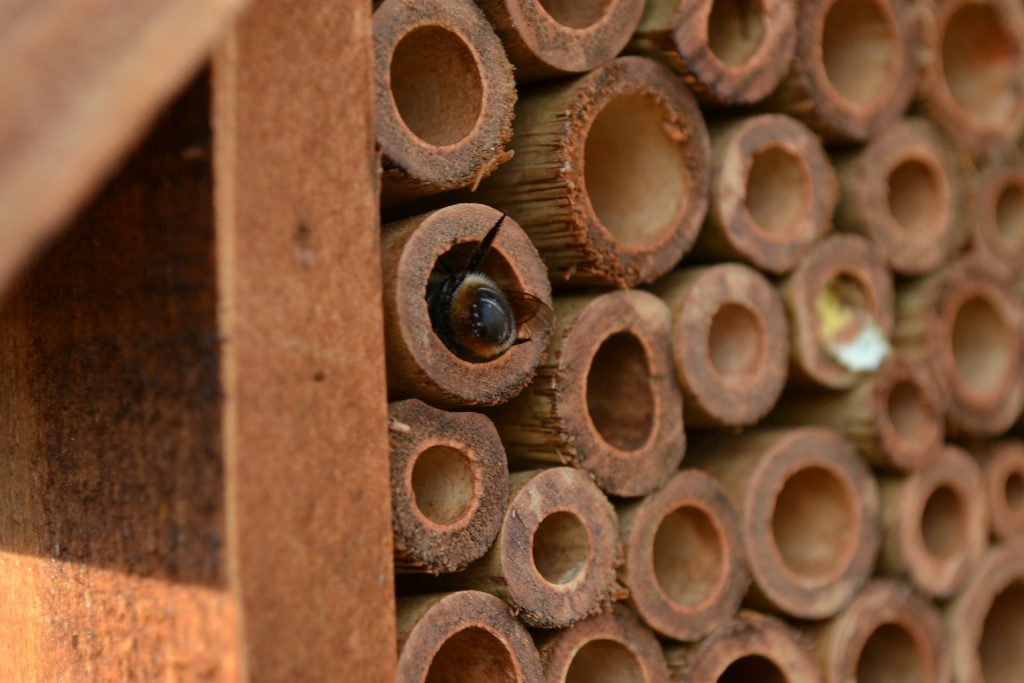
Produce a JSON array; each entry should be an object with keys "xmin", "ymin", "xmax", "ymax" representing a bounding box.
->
[
  {"xmin": 781, "ymin": 234, "xmax": 894, "ymax": 390},
  {"xmin": 688, "ymin": 428, "xmax": 879, "ymax": 619},
  {"xmin": 766, "ymin": 0, "xmax": 919, "ymax": 141},
  {"xmin": 388, "ymin": 399, "xmax": 508, "ymax": 574},
  {"xmin": 917, "ymin": 0, "xmax": 1024, "ymax": 157},
  {"xmin": 472, "ymin": 56, "xmax": 710, "ymax": 287},
  {"xmin": 971, "ymin": 153, "xmax": 1024, "ymax": 271},
  {"xmin": 476, "ymin": 0, "xmax": 645, "ymax": 81},
  {"xmin": 491, "ymin": 289, "xmax": 684, "ymax": 497},
  {"xmin": 948, "ymin": 541, "xmax": 1024, "ymax": 683},
  {"xmin": 877, "ymin": 445, "xmax": 988, "ymax": 599},
  {"xmin": 536, "ymin": 605, "xmax": 671, "ymax": 683},
  {"xmin": 692, "ymin": 114, "xmax": 836, "ymax": 275},
  {"xmin": 974, "ymin": 440, "xmax": 1024, "ymax": 540},
  {"xmin": 374, "ymin": 0, "xmax": 515, "ymax": 203},
  {"xmin": 618, "ymin": 469, "xmax": 749, "ymax": 642},
  {"xmin": 396, "ymin": 590, "xmax": 543, "ymax": 683},
  {"xmin": 663, "ymin": 610, "xmax": 820, "ymax": 683},
  {"xmin": 894, "ymin": 253, "xmax": 1024, "ymax": 437},
  {"xmin": 834, "ymin": 117, "xmax": 969, "ymax": 275},
  {"xmin": 381, "ymin": 204, "xmax": 553, "ymax": 407},
  {"xmin": 629, "ymin": 0, "xmax": 797, "ymax": 106},
  {"xmin": 452, "ymin": 467, "xmax": 621, "ymax": 628},
  {"xmin": 767, "ymin": 354, "xmax": 944, "ymax": 472},
  {"xmin": 653, "ymin": 264, "xmax": 788, "ymax": 428},
  {"xmin": 809, "ymin": 580, "xmax": 948, "ymax": 683}
]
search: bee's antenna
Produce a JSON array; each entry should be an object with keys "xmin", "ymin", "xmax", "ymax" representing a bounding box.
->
[{"xmin": 464, "ymin": 213, "xmax": 506, "ymax": 274}]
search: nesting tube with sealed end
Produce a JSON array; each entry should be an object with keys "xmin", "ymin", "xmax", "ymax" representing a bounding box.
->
[
  {"xmin": 688, "ymin": 428, "xmax": 879, "ymax": 619},
  {"xmin": 388, "ymin": 399, "xmax": 508, "ymax": 574},
  {"xmin": 971, "ymin": 153, "xmax": 1024, "ymax": 271},
  {"xmin": 491, "ymin": 289, "xmax": 684, "ymax": 498},
  {"xmin": 535, "ymin": 605, "xmax": 670, "ymax": 683},
  {"xmin": 472, "ymin": 56, "xmax": 710, "ymax": 287},
  {"xmin": 476, "ymin": 0, "xmax": 644, "ymax": 81},
  {"xmin": 451, "ymin": 467, "xmax": 621, "ymax": 629},
  {"xmin": 617, "ymin": 469, "xmax": 749, "ymax": 642},
  {"xmin": 663, "ymin": 610, "xmax": 821, "ymax": 683},
  {"xmin": 693, "ymin": 114, "xmax": 836, "ymax": 275},
  {"xmin": 767, "ymin": 354, "xmax": 944, "ymax": 472},
  {"xmin": 767, "ymin": 0, "xmax": 919, "ymax": 141},
  {"xmin": 834, "ymin": 117, "xmax": 968, "ymax": 275},
  {"xmin": 894, "ymin": 253, "xmax": 1024, "ymax": 437},
  {"xmin": 877, "ymin": 445, "xmax": 988, "ymax": 599},
  {"xmin": 381, "ymin": 204, "xmax": 553, "ymax": 407},
  {"xmin": 653, "ymin": 264, "xmax": 789, "ymax": 429},
  {"xmin": 781, "ymin": 234, "xmax": 894, "ymax": 390},
  {"xmin": 374, "ymin": 0, "xmax": 516, "ymax": 203},
  {"xmin": 917, "ymin": 0, "xmax": 1024, "ymax": 157},
  {"xmin": 396, "ymin": 590, "xmax": 543, "ymax": 683},
  {"xmin": 974, "ymin": 440, "xmax": 1024, "ymax": 540},
  {"xmin": 630, "ymin": 0, "xmax": 796, "ymax": 106}
]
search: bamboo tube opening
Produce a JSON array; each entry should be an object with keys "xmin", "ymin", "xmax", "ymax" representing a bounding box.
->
[
  {"xmin": 821, "ymin": 0, "xmax": 897, "ymax": 106},
  {"xmin": 425, "ymin": 627, "xmax": 517, "ymax": 683},
  {"xmin": 538, "ymin": 0, "xmax": 613, "ymax": 29},
  {"xmin": 745, "ymin": 146, "xmax": 811, "ymax": 240},
  {"xmin": 996, "ymin": 182, "xmax": 1024, "ymax": 247},
  {"xmin": 855, "ymin": 623, "xmax": 924, "ymax": 683},
  {"xmin": 583, "ymin": 95, "xmax": 689, "ymax": 247},
  {"xmin": 708, "ymin": 303, "xmax": 765, "ymax": 387},
  {"xmin": 885, "ymin": 380, "xmax": 932, "ymax": 447},
  {"xmin": 565, "ymin": 640, "xmax": 644, "ymax": 683},
  {"xmin": 941, "ymin": 4, "xmax": 1017, "ymax": 125},
  {"xmin": 818, "ymin": 273, "xmax": 872, "ymax": 345},
  {"xmin": 920, "ymin": 485, "xmax": 966, "ymax": 561},
  {"xmin": 951, "ymin": 295, "xmax": 1014, "ymax": 398},
  {"xmin": 532, "ymin": 511, "xmax": 591, "ymax": 585},
  {"xmin": 771, "ymin": 466, "xmax": 857, "ymax": 582},
  {"xmin": 411, "ymin": 446, "xmax": 477, "ymax": 525},
  {"xmin": 980, "ymin": 581, "xmax": 1024, "ymax": 683},
  {"xmin": 707, "ymin": 0, "xmax": 767, "ymax": 66},
  {"xmin": 887, "ymin": 159, "xmax": 944, "ymax": 236},
  {"xmin": 652, "ymin": 506, "xmax": 724, "ymax": 608},
  {"xmin": 1006, "ymin": 472, "xmax": 1024, "ymax": 513},
  {"xmin": 982, "ymin": 442, "xmax": 1024, "ymax": 538},
  {"xmin": 585, "ymin": 331, "xmax": 655, "ymax": 451},
  {"xmin": 717, "ymin": 656, "xmax": 786, "ymax": 683}
]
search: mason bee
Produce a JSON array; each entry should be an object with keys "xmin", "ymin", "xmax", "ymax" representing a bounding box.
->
[{"xmin": 427, "ymin": 213, "xmax": 552, "ymax": 362}]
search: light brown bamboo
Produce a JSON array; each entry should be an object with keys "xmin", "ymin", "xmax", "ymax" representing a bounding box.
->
[
  {"xmin": 974, "ymin": 440, "xmax": 1024, "ymax": 540},
  {"xmin": 971, "ymin": 152, "xmax": 1024, "ymax": 271}
]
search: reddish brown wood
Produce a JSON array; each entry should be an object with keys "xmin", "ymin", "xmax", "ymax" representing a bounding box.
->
[
  {"xmin": 975, "ymin": 440, "xmax": 1024, "ymax": 540},
  {"xmin": 971, "ymin": 152, "xmax": 1024, "ymax": 271}
]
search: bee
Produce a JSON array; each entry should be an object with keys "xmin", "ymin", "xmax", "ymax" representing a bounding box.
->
[{"xmin": 427, "ymin": 213, "xmax": 552, "ymax": 362}]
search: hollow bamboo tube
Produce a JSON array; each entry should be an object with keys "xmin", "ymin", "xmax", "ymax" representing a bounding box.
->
[
  {"xmin": 490, "ymin": 289, "xmax": 684, "ymax": 497},
  {"xmin": 374, "ymin": 0, "xmax": 516, "ymax": 204},
  {"xmin": 652, "ymin": 264, "xmax": 788, "ymax": 429},
  {"xmin": 630, "ymin": 0, "xmax": 796, "ymax": 106},
  {"xmin": 948, "ymin": 541, "xmax": 1024, "ymax": 683},
  {"xmin": 535, "ymin": 604, "xmax": 671, "ymax": 683},
  {"xmin": 781, "ymin": 234, "xmax": 894, "ymax": 390},
  {"xmin": 388, "ymin": 399, "xmax": 508, "ymax": 574},
  {"xmin": 893, "ymin": 253, "xmax": 1024, "ymax": 437},
  {"xmin": 917, "ymin": 0, "xmax": 1024, "ymax": 157},
  {"xmin": 834, "ymin": 117, "xmax": 969, "ymax": 275},
  {"xmin": 766, "ymin": 0, "xmax": 919, "ymax": 141},
  {"xmin": 452, "ymin": 467, "xmax": 621, "ymax": 628},
  {"xmin": 617, "ymin": 469, "xmax": 749, "ymax": 642},
  {"xmin": 396, "ymin": 590, "xmax": 543, "ymax": 683},
  {"xmin": 971, "ymin": 153, "xmax": 1024, "ymax": 271},
  {"xmin": 381, "ymin": 203, "xmax": 553, "ymax": 407},
  {"xmin": 476, "ymin": 0, "xmax": 645, "ymax": 81},
  {"xmin": 808, "ymin": 580, "xmax": 948, "ymax": 683},
  {"xmin": 692, "ymin": 114, "xmax": 836, "ymax": 275},
  {"xmin": 973, "ymin": 440, "xmax": 1024, "ymax": 540},
  {"xmin": 767, "ymin": 354, "xmax": 944, "ymax": 472},
  {"xmin": 471, "ymin": 56, "xmax": 710, "ymax": 287},
  {"xmin": 663, "ymin": 610, "xmax": 820, "ymax": 683},
  {"xmin": 877, "ymin": 445, "xmax": 988, "ymax": 599},
  {"xmin": 688, "ymin": 428, "xmax": 879, "ymax": 619}
]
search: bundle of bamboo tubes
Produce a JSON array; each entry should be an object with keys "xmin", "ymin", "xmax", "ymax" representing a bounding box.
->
[{"xmin": 375, "ymin": 0, "xmax": 1024, "ymax": 680}]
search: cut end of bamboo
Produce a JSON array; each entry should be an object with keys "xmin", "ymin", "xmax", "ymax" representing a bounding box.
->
[
  {"xmin": 375, "ymin": 0, "xmax": 515, "ymax": 203},
  {"xmin": 978, "ymin": 440, "xmax": 1024, "ymax": 540},
  {"xmin": 973, "ymin": 157, "xmax": 1024, "ymax": 271},
  {"xmin": 382, "ymin": 204, "xmax": 553, "ymax": 406},
  {"xmin": 872, "ymin": 355, "xmax": 944, "ymax": 471},
  {"xmin": 388, "ymin": 400, "xmax": 508, "ymax": 574},
  {"xmin": 396, "ymin": 591, "xmax": 543, "ymax": 683},
  {"xmin": 620, "ymin": 470, "xmax": 748, "ymax": 642}
]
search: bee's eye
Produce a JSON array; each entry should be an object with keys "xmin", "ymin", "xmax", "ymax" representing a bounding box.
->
[{"xmin": 469, "ymin": 287, "xmax": 513, "ymax": 346}]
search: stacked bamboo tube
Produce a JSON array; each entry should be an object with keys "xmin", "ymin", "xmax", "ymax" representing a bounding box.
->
[{"xmin": 374, "ymin": 0, "xmax": 1024, "ymax": 680}]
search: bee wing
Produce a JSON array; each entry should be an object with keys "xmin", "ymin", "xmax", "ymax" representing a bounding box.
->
[{"xmin": 504, "ymin": 290, "xmax": 554, "ymax": 328}]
